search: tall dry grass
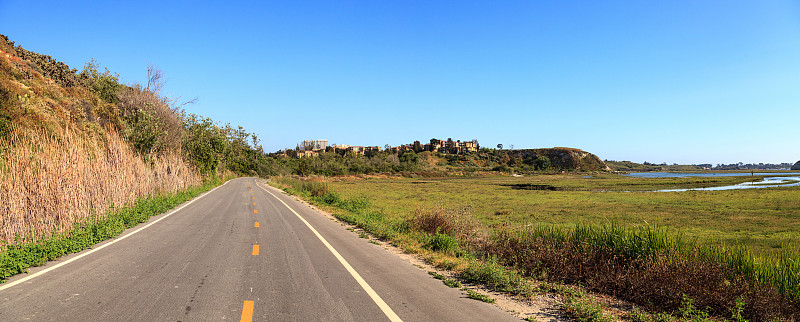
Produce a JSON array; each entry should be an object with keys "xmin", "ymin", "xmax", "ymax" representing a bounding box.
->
[{"xmin": 0, "ymin": 126, "xmax": 200, "ymax": 244}]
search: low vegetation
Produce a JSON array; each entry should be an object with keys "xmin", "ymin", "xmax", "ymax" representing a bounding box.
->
[{"xmin": 270, "ymin": 175, "xmax": 800, "ymax": 321}]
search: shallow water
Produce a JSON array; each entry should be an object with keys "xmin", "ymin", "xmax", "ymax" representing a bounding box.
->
[
  {"xmin": 655, "ymin": 176, "xmax": 800, "ymax": 192},
  {"xmin": 625, "ymin": 172, "xmax": 798, "ymax": 178},
  {"xmin": 621, "ymin": 172, "xmax": 800, "ymax": 192}
]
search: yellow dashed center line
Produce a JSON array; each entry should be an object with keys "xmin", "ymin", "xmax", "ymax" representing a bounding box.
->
[
  {"xmin": 252, "ymin": 245, "xmax": 259, "ymax": 256},
  {"xmin": 253, "ymin": 202, "xmax": 256, "ymax": 205},
  {"xmin": 253, "ymin": 209, "xmax": 258, "ymax": 214},
  {"xmin": 254, "ymin": 222, "xmax": 259, "ymax": 228},
  {"xmin": 240, "ymin": 300, "xmax": 254, "ymax": 322}
]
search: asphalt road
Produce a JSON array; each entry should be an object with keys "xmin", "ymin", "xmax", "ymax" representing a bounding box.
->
[{"xmin": 0, "ymin": 177, "xmax": 518, "ymax": 321}]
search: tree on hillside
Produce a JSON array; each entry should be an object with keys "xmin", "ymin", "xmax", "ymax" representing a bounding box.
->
[
  {"xmin": 534, "ymin": 155, "xmax": 551, "ymax": 171},
  {"xmin": 116, "ymin": 65, "xmax": 196, "ymax": 157},
  {"xmin": 183, "ymin": 114, "xmax": 227, "ymax": 174},
  {"xmin": 497, "ymin": 144, "xmax": 503, "ymax": 150},
  {"xmin": 413, "ymin": 140, "xmax": 423, "ymax": 153},
  {"xmin": 446, "ymin": 138, "xmax": 456, "ymax": 154},
  {"xmin": 81, "ymin": 59, "xmax": 122, "ymax": 104}
]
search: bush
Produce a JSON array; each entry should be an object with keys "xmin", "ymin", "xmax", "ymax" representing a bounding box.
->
[
  {"xmin": 81, "ymin": 59, "xmax": 122, "ymax": 104},
  {"xmin": 427, "ymin": 232, "xmax": 460, "ymax": 253},
  {"xmin": 412, "ymin": 204, "xmax": 477, "ymax": 239},
  {"xmin": 303, "ymin": 181, "xmax": 328, "ymax": 197}
]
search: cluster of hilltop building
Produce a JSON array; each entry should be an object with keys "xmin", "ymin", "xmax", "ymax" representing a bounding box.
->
[{"xmin": 285, "ymin": 138, "xmax": 479, "ymax": 158}]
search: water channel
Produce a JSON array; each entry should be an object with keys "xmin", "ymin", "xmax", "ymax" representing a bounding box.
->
[{"xmin": 623, "ymin": 172, "xmax": 800, "ymax": 192}]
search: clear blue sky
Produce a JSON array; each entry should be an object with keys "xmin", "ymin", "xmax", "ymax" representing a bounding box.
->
[{"xmin": 2, "ymin": 1, "xmax": 799, "ymax": 165}]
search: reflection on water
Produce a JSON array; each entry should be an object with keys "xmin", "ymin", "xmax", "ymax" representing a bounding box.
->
[
  {"xmin": 623, "ymin": 172, "xmax": 800, "ymax": 192},
  {"xmin": 625, "ymin": 172, "xmax": 798, "ymax": 178},
  {"xmin": 656, "ymin": 176, "xmax": 800, "ymax": 192}
]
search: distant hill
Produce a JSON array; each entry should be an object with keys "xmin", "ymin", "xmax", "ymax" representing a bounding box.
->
[
  {"xmin": 605, "ymin": 160, "xmax": 703, "ymax": 172},
  {"xmin": 508, "ymin": 147, "xmax": 609, "ymax": 172},
  {"xmin": 793, "ymin": 161, "xmax": 800, "ymax": 171}
]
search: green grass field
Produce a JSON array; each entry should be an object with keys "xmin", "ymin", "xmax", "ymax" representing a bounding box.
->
[
  {"xmin": 273, "ymin": 173, "xmax": 800, "ymax": 320},
  {"xmin": 326, "ymin": 173, "xmax": 800, "ymax": 255}
]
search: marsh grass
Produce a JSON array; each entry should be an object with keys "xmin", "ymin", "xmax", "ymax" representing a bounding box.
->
[
  {"xmin": 324, "ymin": 175, "xmax": 800, "ymax": 255},
  {"xmin": 487, "ymin": 224, "xmax": 798, "ymax": 320},
  {"xmin": 271, "ymin": 175, "xmax": 800, "ymax": 321}
]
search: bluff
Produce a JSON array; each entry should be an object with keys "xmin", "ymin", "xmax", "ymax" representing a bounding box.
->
[
  {"xmin": 0, "ymin": 34, "xmax": 202, "ymax": 244},
  {"xmin": 792, "ymin": 161, "xmax": 800, "ymax": 171},
  {"xmin": 509, "ymin": 147, "xmax": 609, "ymax": 171}
]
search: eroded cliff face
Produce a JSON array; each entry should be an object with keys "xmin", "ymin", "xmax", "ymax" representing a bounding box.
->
[
  {"xmin": 792, "ymin": 161, "xmax": 800, "ymax": 171},
  {"xmin": 510, "ymin": 147, "xmax": 610, "ymax": 171}
]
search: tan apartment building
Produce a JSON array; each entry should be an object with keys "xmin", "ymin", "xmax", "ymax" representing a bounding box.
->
[{"xmin": 424, "ymin": 139, "xmax": 479, "ymax": 153}]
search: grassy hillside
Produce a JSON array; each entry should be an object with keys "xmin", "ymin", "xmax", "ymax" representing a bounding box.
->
[
  {"xmin": 0, "ymin": 35, "xmax": 198, "ymax": 243},
  {"xmin": 268, "ymin": 147, "xmax": 609, "ymax": 178},
  {"xmin": 0, "ymin": 34, "xmax": 268, "ymax": 245}
]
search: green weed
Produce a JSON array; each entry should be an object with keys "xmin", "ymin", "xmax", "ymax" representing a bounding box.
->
[
  {"xmin": 428, "ymin": 271, "xmax": 462, "ymax": 288},
  {"xmin": 562, "ymin": 294, "xmax": 617, "ymax": 322},
  {"xmin": 462, "ymin": 287, "xmax": 495, "ymax": 303},
  {"xmin": 426, "ymin": 232, "xmax": 460, "ymax": 253}
]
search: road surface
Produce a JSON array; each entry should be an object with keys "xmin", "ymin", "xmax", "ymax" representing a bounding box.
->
[{"xmin": 0, "ymin": 177, "xmax": 518, "ymax": 321}]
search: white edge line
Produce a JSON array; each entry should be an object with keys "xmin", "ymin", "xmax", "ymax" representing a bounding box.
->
[
  {"xmin": 257, "ymin": 182, "xmax": 402, "ymax": 322},
  {"xmin": 0, "ymin": 180, "xmax": 231, "ymax": 292}
]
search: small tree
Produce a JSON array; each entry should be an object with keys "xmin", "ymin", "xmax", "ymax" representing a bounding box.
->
[
  {"xmin": 413, "ymin": 140, "xmax": 423, "ymax": 153},
  {"xmin": 81, "ymin": 59, "xmax": 121, "ymax": 104},
  {"xmin": 446, "ymin": 138, "xmax": 456, "ymax": 154},
  {"xmin": 534, "ymin": 155, "xmax": 551, "ymax": 171}
]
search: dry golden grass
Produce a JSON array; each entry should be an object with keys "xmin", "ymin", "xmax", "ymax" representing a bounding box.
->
[
  {"xmin": 0, "ymin": 126, "xmax": 200, "ymax": 244},
  {"xmin": 1, "ymin": 38, "xmax": 204, "ymax": 244}
]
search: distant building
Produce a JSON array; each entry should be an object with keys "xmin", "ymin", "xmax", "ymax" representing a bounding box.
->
[
  {"xmin": 300, "ymin": 139, "xmax": 328, "ymax": 151},
  {"xmin": 298, "ymin": 150, "xmax": 318, "ymax": 158},
  {"xmin": 315, "ymin": 140, "xmax": 328, "ymax": 150},
  {"xmin": 290, "ymin": 138, "xmax": 476, "ymax": 158},
  {"xmin": 424, "ymin": 138, "xmax": 478, "ymax": 153},
  {"xmin": 302, "ymin": 140, "xmax": 315, "ymax": 151}
]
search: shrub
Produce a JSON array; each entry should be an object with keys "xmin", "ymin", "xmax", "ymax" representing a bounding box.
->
[
  {"xmin": 412, "ymin": 204, "xmax": 478, "ymax": 239},
  {"xmin": 81, "ymin": 59, "xmax": 122, "ymax": 104},
  {"xmin": 427, "ymin": 232, "xmax": 459, "ymax": 253}
]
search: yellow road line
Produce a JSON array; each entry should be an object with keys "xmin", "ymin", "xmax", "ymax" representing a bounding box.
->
[
  {"xmin": 254, "ymin": 222, "xmax": 259, "ymax": 228},
  {"xmin": 253, "ymin": 202, "xmax": 256, "ymax": 205},
  {"xmin": 257, "ymin": 182, "xmax": 403, "ymax": 322},
  {"xmin": 252, "ymin": 245, "xmax": 259, "ymax": 256},
  {"xmin": 241, "ymin": 300, "xmax": 254, "ymax": 322},
  {"xmin": 253, "ymin": 209, "xmax": 258, "ymax": 214}
]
